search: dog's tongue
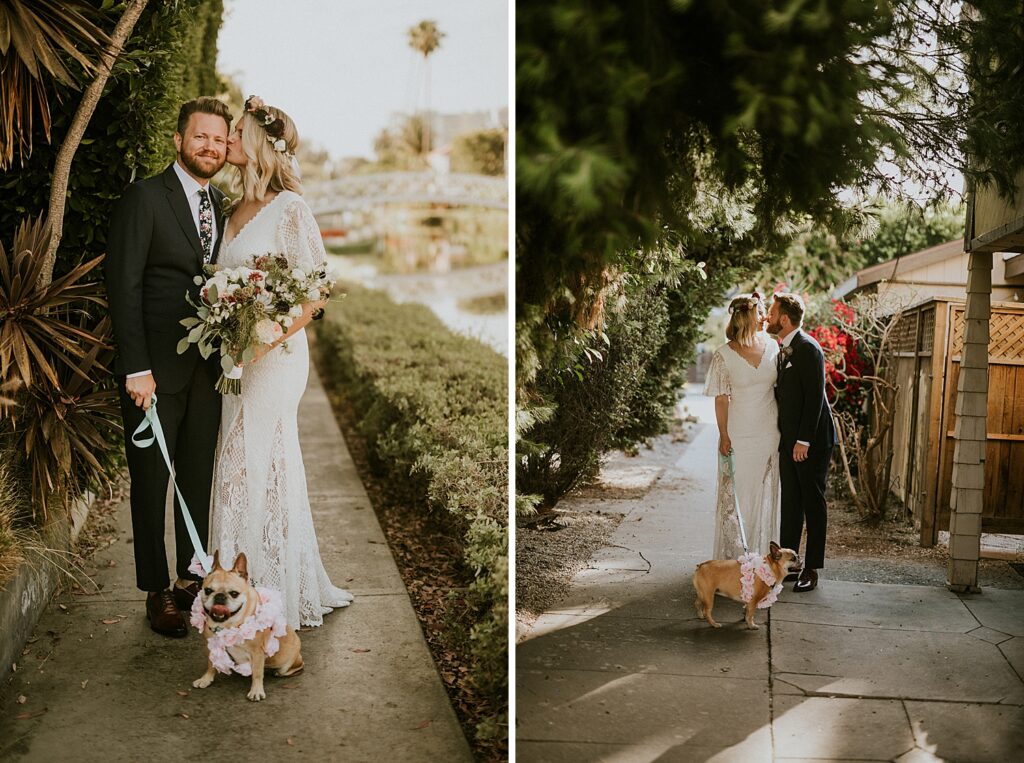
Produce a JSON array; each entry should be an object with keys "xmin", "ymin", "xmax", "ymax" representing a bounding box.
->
[{"xmin": 211, "ymin": 603, "xmax": 231, "ymax": 618}]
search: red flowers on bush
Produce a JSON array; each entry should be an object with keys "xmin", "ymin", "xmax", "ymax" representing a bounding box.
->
[{"xmin": 805, "ymin": 300, "xmax": 872, "ymax": 424}]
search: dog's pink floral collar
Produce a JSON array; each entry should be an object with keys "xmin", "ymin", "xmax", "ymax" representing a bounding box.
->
[
  {"xmin": 190, "ymin": 587, "xmax": 288, "ymax": 675},
  {"xmin": 738, "ymin": 552, "xmax": 784, "ymax": 609}
]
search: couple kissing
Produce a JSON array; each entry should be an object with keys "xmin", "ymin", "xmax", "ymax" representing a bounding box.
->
[{"xmin": 704, "ymin": 291, "xmax": 837, "ymax": 593}]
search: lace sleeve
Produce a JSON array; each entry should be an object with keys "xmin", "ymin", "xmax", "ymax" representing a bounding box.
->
[
  {"xmin": 277, "ymin": 196, "xmax": 327, "ymax": 271},
  {"xmin": 703, "ymin": 349, "xmax": 731, "ymax": 397}
]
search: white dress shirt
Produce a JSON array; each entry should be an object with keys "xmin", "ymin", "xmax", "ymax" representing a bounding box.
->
[
  {"xmin": 779, "ymin": 329, "xmax": 810, "ymax": 448},
  {"xmin": 126, "ymin": 163, "xmax": 218, "ymax": 380}
]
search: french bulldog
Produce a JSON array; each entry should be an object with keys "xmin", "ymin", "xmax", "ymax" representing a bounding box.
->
[
  {"xmin": 191, "ymin": 551, "xmax": 303, "ymax": 701},
  {"xmin": 693, "ymin": 541, "xmax": 801, "ymax": 629}
]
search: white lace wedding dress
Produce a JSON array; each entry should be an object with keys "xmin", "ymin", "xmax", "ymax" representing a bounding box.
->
[
  {"xmin": 703, "ymin": 332, "xmax": 781, "ymax": 559},
  {"xmin": 209, "ymin": 190, "xmax": 353, "ymax": 629}
]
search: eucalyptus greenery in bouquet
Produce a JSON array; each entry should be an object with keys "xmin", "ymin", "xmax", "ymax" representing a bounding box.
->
[{"xmin": 177, "ymin": 254, "xmax": 336, "ymax": 394}]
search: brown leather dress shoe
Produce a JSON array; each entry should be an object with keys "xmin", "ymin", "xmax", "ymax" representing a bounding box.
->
[
  {"xmin": 146, "ymin": 590, "xmax": 188, "ymax": 637},
  {"xmin": 173, "ymin": 581, "xmax": 201, "ymax": 611},
  {"xmin": 793, "ymin": 568, "xmax": 818, "ymax": 592}
]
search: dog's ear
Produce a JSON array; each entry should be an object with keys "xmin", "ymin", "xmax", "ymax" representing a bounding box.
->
[
  {"xmin": 212, "ymin": 549, "xmax": 222, "ymax": 570},
  {"xmin": 769, "ymin": 541, "xmax": 781, "ymax": 561},
  {"xmin": 232, "ymin": 552, "xmax": 249, "ymax": 581}
]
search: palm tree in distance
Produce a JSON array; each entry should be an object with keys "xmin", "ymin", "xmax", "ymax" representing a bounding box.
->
[{"xmin": 407, "ymin": 20, "xmax": 445, "ymax": 160}]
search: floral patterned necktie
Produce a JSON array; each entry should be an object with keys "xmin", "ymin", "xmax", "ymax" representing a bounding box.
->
[{"xmin": 198, "ymin": 188, "xmax": 213, "ymax": 263}]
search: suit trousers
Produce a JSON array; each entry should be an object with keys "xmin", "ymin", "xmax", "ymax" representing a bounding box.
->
[
  {"xmin": 118, "ymin": 358, "xmax": 221, "ymax": 591},
  {"xmin": 779, "ymin": 445, "xmax": 833, "ymax": 570}
]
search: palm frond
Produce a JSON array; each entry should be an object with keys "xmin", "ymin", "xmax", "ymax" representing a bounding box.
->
[
  {"xmin": 0, "ymin": 0, "xmax": 110, "ymax": 168},
  {"xmin": 0, "ymin": 216, "xmax": 109, "ymax": 388},
  {"xmin": 407, "ymin": 20, "xmax": 444, "ymax": 57},
  {"xmin": 14, "ymin": 315, "xmax": 121, "ymax": 521}
]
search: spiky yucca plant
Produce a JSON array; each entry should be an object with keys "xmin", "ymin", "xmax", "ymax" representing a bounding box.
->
[
  {"xmin": 17, "ymin": 315, "xmax": 121, "ymax": 519},
  {"xmin": 1, "ymin": 216, "xmax": 121, "ymax": 520},
  {"xmin": 0, "ymin": 215, "xmax": 108, "ymax": 388}
]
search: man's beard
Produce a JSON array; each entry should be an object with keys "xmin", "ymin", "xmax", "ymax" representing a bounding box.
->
[
  {"xmin": 766, "ymin": 319, "xmax": 782, "ymax": 335},
  {"xmin": 179, "ymin": 148, "xmax": 224, "ymax": 179}
]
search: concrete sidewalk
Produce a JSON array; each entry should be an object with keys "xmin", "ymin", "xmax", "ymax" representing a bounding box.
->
[
  {"xmin": 0, "ymin": 364, "xmax": 472, "ymax": 762},
  {"xmin": 517, "ymin": 385, "xmax": 1024, "ymax": 762}
]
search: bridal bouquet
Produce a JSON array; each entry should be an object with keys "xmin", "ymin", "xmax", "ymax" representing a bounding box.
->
[{"xmin": 177, "ymin": 254, "xmax": 337, "ymax": 394}]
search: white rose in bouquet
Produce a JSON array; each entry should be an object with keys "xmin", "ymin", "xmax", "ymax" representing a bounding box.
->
[
  {"xmin": 180, "ymin": 253, "xmax": 340, "ymax": 395},
  {"xmin": 255, "ymin": 318, "xmax": 284, "ymax": 345}
]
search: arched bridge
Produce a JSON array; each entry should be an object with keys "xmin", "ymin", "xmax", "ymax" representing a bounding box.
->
[{"xmin": 305, "ymin": 171, "xmax": 507, "ymax": 214}]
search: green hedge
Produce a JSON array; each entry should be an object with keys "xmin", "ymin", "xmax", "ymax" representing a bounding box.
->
[{"xmin": 313, "ymin": 285, "xmax": 508, "ymax": 737}]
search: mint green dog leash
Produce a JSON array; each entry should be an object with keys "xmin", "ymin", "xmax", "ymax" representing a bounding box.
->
[{"xmin": 130, "ymin": 393, "xmax": 213, "ymax": 575}]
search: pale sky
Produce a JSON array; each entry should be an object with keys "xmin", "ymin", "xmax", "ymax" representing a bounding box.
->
[{"xmin": 217, "ymin": 0, "xmax": 509, "ymax": 160}]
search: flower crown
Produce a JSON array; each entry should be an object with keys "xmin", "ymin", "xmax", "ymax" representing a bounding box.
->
[
  {"xmin": 729, "ymin": 291, "xmax": 764, "ymax": 315},
  {"xmin": 244, "ymin": 95, "xmax": 293, "ymax": 156}
]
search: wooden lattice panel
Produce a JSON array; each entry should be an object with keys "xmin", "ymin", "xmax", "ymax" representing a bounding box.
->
[
  {"xmin": 920, "ymin": 307, "xmax": 935, "ymax": 353},
  {"xmin": 949, "ymin": 307, "xmax": 1024, "ymax": 361},
  {"xmin": 990, "ymin": 311, "xmax": 1024, "ymax": 360},
  {"xmin": 950, "ymin": 307, "xmax": 965, "ymax": 355},
  {"xmin": 891, "ymin": 312, "xmax": 918, "ymax": 353}
]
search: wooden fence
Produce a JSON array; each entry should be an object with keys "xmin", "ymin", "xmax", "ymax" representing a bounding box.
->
[{"xmin": 887, "ymin": 297, "xmax": 1024, "ymax": 545}]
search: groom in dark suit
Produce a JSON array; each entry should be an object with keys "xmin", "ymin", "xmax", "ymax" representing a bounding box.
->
[
  {"xmin": 106, "ymin": 97, "xmax": 231, "ymax": 636},
  {"xmin": 768, "ymin": 293, "xmax": 837, "ymax": 593}
]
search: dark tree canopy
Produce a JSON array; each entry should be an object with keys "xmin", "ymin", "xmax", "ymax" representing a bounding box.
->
[{"xmin": 517, "ymin": 0, "xmax": 907, "ymax": 325}]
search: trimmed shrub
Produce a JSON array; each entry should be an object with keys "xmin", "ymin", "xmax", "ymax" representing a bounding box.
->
[
  {"xmin": 519, "ymin": 278, "xmax": 669, "ymax": 504},
  {"xmin": 313, "ymin": 285, "xmax": 508, "ymax": 737}
]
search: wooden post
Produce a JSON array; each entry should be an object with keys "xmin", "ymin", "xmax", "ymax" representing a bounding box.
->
[
  {"xmin": 946, "ymin": 253, "xmax": 991, "ymax": 592},
  {"xmin": 920, "ymin": 301, "xmax": 949, "ymax": 547}
]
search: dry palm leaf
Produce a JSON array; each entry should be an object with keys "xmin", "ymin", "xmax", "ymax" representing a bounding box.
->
[
  {"xmin": 0, "ymin": 215, "xmax": 109, "ymax": 389},
  {"xmin": 0, "ymin": 0, "xmax": 110, "ymax": 168}
]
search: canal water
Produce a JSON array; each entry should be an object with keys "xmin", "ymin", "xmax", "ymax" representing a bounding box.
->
[{"xmin": 327, "ymin": 256, "xmax": 509, "ymax": 358}]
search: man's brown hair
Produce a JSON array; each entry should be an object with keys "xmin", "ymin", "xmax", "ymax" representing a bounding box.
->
[
  {"xmin": 773, "ymin": 292, "xmax": 805, "ymax": 327},
  {"xmin": 176, "ymin": 96, "xmax": 232, "ymax": 135}
]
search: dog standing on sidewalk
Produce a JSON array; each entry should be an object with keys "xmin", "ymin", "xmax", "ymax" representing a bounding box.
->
[{"xmin": 693, "ymin": 541, "xmax": 801, "ymax": 629}]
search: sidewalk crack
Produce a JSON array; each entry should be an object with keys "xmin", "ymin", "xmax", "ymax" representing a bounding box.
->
[{"xmin": 996, "ymin": 640, "xmax": 1024, "ymax": 686}]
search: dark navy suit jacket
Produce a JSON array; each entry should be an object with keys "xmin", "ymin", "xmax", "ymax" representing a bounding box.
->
[
  {"xmin": 106, "ymin": 164, "xmax": 226, "ymax": 394},
  {"xmin": 775, "ymin": 330, "xmax": 837, "ymax": 457}
]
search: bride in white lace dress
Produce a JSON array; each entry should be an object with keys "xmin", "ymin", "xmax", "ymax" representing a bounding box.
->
[
  {"xmin": 209, "ymin": 95, "xmax": 352, "ymax": 628},
  {"xmin": 703, "ymin": 292, "xmax": 781, "ymax": 559}
]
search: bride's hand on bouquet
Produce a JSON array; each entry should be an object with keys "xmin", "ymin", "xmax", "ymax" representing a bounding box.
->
[
  {"xmin": 718, "ymin": 435, "xmax": 732, "ymax": 456},
  {"xmin": 237, "ymin": 344, "xmax": 272, "ymax": 368},
  {"xmin": 249, "ymin": 343, "xmax": 272, "ymax": 365}
]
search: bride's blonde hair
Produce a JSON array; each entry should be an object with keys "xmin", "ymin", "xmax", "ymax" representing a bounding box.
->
[
  {"xmin": 236, "ymin": 104, "xmax": 302, "ymax": 203},
  {"xmin": 725, "ymin": 292, "xmax": 765, "ymax": 347}
]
